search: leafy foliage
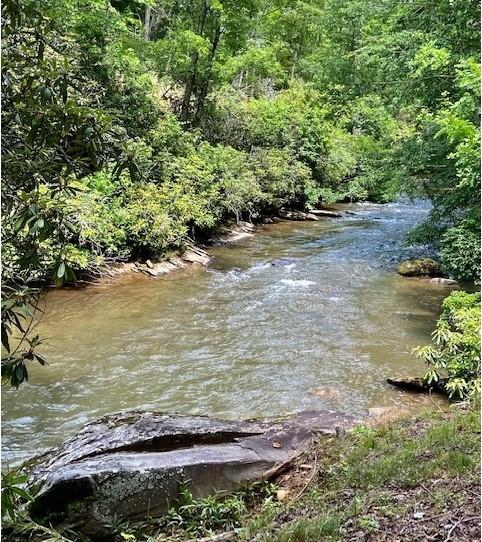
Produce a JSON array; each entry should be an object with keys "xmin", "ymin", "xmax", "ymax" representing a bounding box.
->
[
  {"xmin": 159, "ymin": 483, "xmax": 276, "ymax": 538},
  {"xmin": 414, "ymin": 291, "xmax": 481, "ymax": 400},
  {"xmin": 441, "ymin": 220, "xmax": 481, "ymax": 283},
  {"xmin": 1, "ymin": 470, "xmax": 33, "ymax": 522},
  {"xmin": 1, "ymin": 0, "xmax": 118, "ymax": 384},
  {"xmin": 1, "ymin": 0, "xmax": 480, "ymax": 389}
]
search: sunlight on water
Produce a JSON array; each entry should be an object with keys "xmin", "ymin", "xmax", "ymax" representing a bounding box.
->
[{"xmin": 2, "ymin": 201, "xmax": 455, "ymax": 464}]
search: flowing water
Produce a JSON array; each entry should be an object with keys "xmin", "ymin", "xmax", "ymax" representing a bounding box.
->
[{"xmin": 2, "ymin": 200, "xmax": 456, "ymax": 465}]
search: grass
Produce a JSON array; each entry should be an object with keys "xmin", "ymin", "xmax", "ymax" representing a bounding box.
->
[
  {"xmin": 236, "ymin": 405, "xmax": 480, "ymax": 542},
  {"xmin": 3, "ymin": 406, "xmax": 480, "ymax": 541}
]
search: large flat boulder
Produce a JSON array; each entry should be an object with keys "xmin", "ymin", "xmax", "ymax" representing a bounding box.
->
[
  {"xmin": 29, "ymin": 412, "xmax": 265, "ymax": 479},
  {"xmin": 308, "ymin": 209, "xmax": 342, "ymax": 218},
  {"xmin": 209, "ymin": 221, "xmax": 256, "ymax": 245},
  {"xmin": 28, "ymin": 410, "xmax": 356, "ymax": 537}
]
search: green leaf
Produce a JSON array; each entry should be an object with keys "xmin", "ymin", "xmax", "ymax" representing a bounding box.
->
[
  {"xmin": 14, "ymin": 364, "xmax": 24, "ymax": 385},
  {"xmin": 57, "ymin": 262, "xmax": 66, "ymax": 278},
  {"xmin": 1, "ymin": 325, "xmax": 11, "ymax": 353},
  {"xmin": 11, "ymin": 486, "xmax": 33, "ymax": 501},
  {"xmin": 14, "ymin": 215, "xmax": 26, "ymax": 232}
]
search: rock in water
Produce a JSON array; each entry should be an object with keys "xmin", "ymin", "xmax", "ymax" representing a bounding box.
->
[
  {"xmin": 268, "ymin": 257, "xmax": 299, "ymax": 267},
  {"xmin": 430, "ymin": 277, "xmax": 458, "ymax": 285},
  {"xmin": 308, "ymin": 209, "xmax": 342, "ymax": 218},
  {"xmin": 27, "ymin": 410, "xmax": 356, "ymax": 536},
  {"xmin": 310, "ymin": 386, "xmax": 341, "ymax": 401},
  {"xmin": 278, "ymin": 209, "xmax": 319, "ymax": 221},
  {"xmin": 396, "ymin": 258, "xmax": 442, "ymax": 277},
  {"xmin": 387, "ymin": 376, "xmax": 446, "ymax": 394}
]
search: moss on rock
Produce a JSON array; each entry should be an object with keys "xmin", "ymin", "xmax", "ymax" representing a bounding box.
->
[{"xmin": 397, "ymin": 258, "xmax": 442, "ymax": 277}]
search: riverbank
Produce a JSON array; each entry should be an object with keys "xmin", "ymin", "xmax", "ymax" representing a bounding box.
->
[
  {"xmin": 86, "ymin": 221, "xmax": 258, "ymax": 284},
  {"xmin": 4, "ymin": 405, "xmax": 479, "ymax": 541},
  {"xmin": 80, "ymin": 209, "xmax": 342, "ymax": 286},
  {"xmin": 129, "ymin": 405, "xmax": 482, "ymax": 541},
  {"xmin": 242, "ymin": 404, "xmax": 480, "ymax": 542}
]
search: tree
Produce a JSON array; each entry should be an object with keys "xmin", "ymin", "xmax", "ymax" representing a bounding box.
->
[{"xmin": 1, "ymin": 0, "xmax": 114, "ymax": 386}]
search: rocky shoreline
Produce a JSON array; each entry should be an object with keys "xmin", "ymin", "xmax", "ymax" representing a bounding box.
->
[
  {"xmin": 25, "ymin": 409, "xmax": 357, "ymax": 536},
  {"xmin": 86, "ymin": 208, "xmax": 345, "ymax": 285},
  {"xmin": 24, "ymin": 397, "xmax": 448, "ymax": 538}
]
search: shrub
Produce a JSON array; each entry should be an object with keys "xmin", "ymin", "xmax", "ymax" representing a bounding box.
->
[
  {"xmin": 441, "ymin": 220, "xmax": 481, "ymax": 283},
  {"xmin": 414, "ymin": 291, "xmax": 481, "ymax": 400},
  {"xmin": 119, "ymin": 183, "xmax": 188, "ymax": 258},
  {"xmin": 250, "ymin": 148, "xmax": 316, "ymax": 213}
]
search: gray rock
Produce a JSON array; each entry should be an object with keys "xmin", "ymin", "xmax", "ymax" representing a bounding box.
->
[
  {"xmin": 289, "ymin": 410, "xmax": 359, "ymax": 435},
  {"xmin": 29, "ymin": 412, "xmax": 265, "ymax": 478},
  {"xmin": 430, "ymin": 277, "xmax": 458, "ymax": 285},
  {"xmin": 210, "ymin": 222, "xmax": 256, "ymax": 245},
  {"xmin": 279, "ymin": 209, "xmax": 319, "ymax": 221},
  {"xmin": 140, "ymin": 247, "xmax": 212, "ymax": 277},
  {"xmin": 182, "ymin": 247, "xmax": 212, "ymax": 266},
  {"xmin": 145, "ymin": 261, "xmax": 178, "ymax": 276},
  {"xmin": 308, "ymin": 209, "xmax": 342, "ymax": 218},
  {"xmin": 27, "ymin": 410, "xmax": 355, "ymax": 536}
]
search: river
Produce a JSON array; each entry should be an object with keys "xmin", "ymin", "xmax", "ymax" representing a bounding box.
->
[{"xmin": 2, "ymin": 200, "xmax": 455, "ymax": 465}]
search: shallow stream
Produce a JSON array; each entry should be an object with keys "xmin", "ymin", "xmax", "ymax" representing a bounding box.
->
[{"xmin": 2, "ymin": 200, "xmax": 455, "ymax": 464}]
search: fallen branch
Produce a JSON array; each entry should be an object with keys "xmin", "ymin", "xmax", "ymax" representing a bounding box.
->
[
  {"xmin": 261, "ymin": 449, "xmax": 306, "ymax": 480},
  {"xmin": 444, "ymin": 515, "xmax": 479, "ymax": 542}
]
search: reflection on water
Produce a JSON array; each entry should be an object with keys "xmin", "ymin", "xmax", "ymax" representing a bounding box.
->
[{"xmin": 2, "ymin": 201, "xmax": 455, "ymax": 464}]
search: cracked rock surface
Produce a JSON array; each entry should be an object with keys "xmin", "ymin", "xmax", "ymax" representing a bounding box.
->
[{"xmin": 28, "ymin": 410, "xmax": 357, "ymax": 536}]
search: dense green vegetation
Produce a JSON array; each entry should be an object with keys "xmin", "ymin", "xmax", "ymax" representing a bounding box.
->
[
  {"xmin": 416, "ymin": 291, "xmax": 481, "ymax": 400},
  {"xmin": 1, "ymin": 1, "xmax": 480, "ymax": 540},
  {"xmin": 2, "ymin": 0, "xmax": 480, "ymax": 382}
]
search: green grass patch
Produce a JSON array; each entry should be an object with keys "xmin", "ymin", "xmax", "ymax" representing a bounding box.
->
[{"xmin": 239, "ymin": 406, "xmax": 480, "ymax": 542}]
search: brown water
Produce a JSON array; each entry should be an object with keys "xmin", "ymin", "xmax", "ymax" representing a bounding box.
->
[{"xmin": 2, "ymin": 200, "xmax": 455, "ymax": 465}]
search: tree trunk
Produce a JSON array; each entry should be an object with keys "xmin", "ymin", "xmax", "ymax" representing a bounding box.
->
[
  {"xmin": 180, "ymin": 2, "xmax": 208, "ymax": 123},
  {"xmin": 181, "ymin": 58, "xmax": 197, "ymax": 123},
  {"xmin": 144, "ymin": 5, "xmax": 151, "ymax": 41},
  {"xmin": 193, "ymin": 22, "xmax": 222, "ymax": 123}
]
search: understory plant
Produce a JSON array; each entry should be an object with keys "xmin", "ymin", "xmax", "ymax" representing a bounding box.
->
[
  {"xmin": 158, "ymin": 483, "xmax": 277, "ymax": 538},
  {"xmin": 414, "ymin": 291, "xmax": 481, "ymax": 400}
]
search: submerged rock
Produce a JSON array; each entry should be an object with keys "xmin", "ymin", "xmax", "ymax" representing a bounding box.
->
[
  {"xmin": 396, "ymin": 258, "xmax": 442, "ymax": 277},
  {"xmin": 430, "ymin": 277, "xmax": 458, "ymax": 285},
  {"xmin": 268, "ymin": 257, "xmax": 299, "ymax": 267},
  {"xmin": 310, "ymin": 386, "xmax": 341, "ymax": 402},
  {"xmin": 28, "ymin": 410, "xmax": 356, "ymax": 536}
]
